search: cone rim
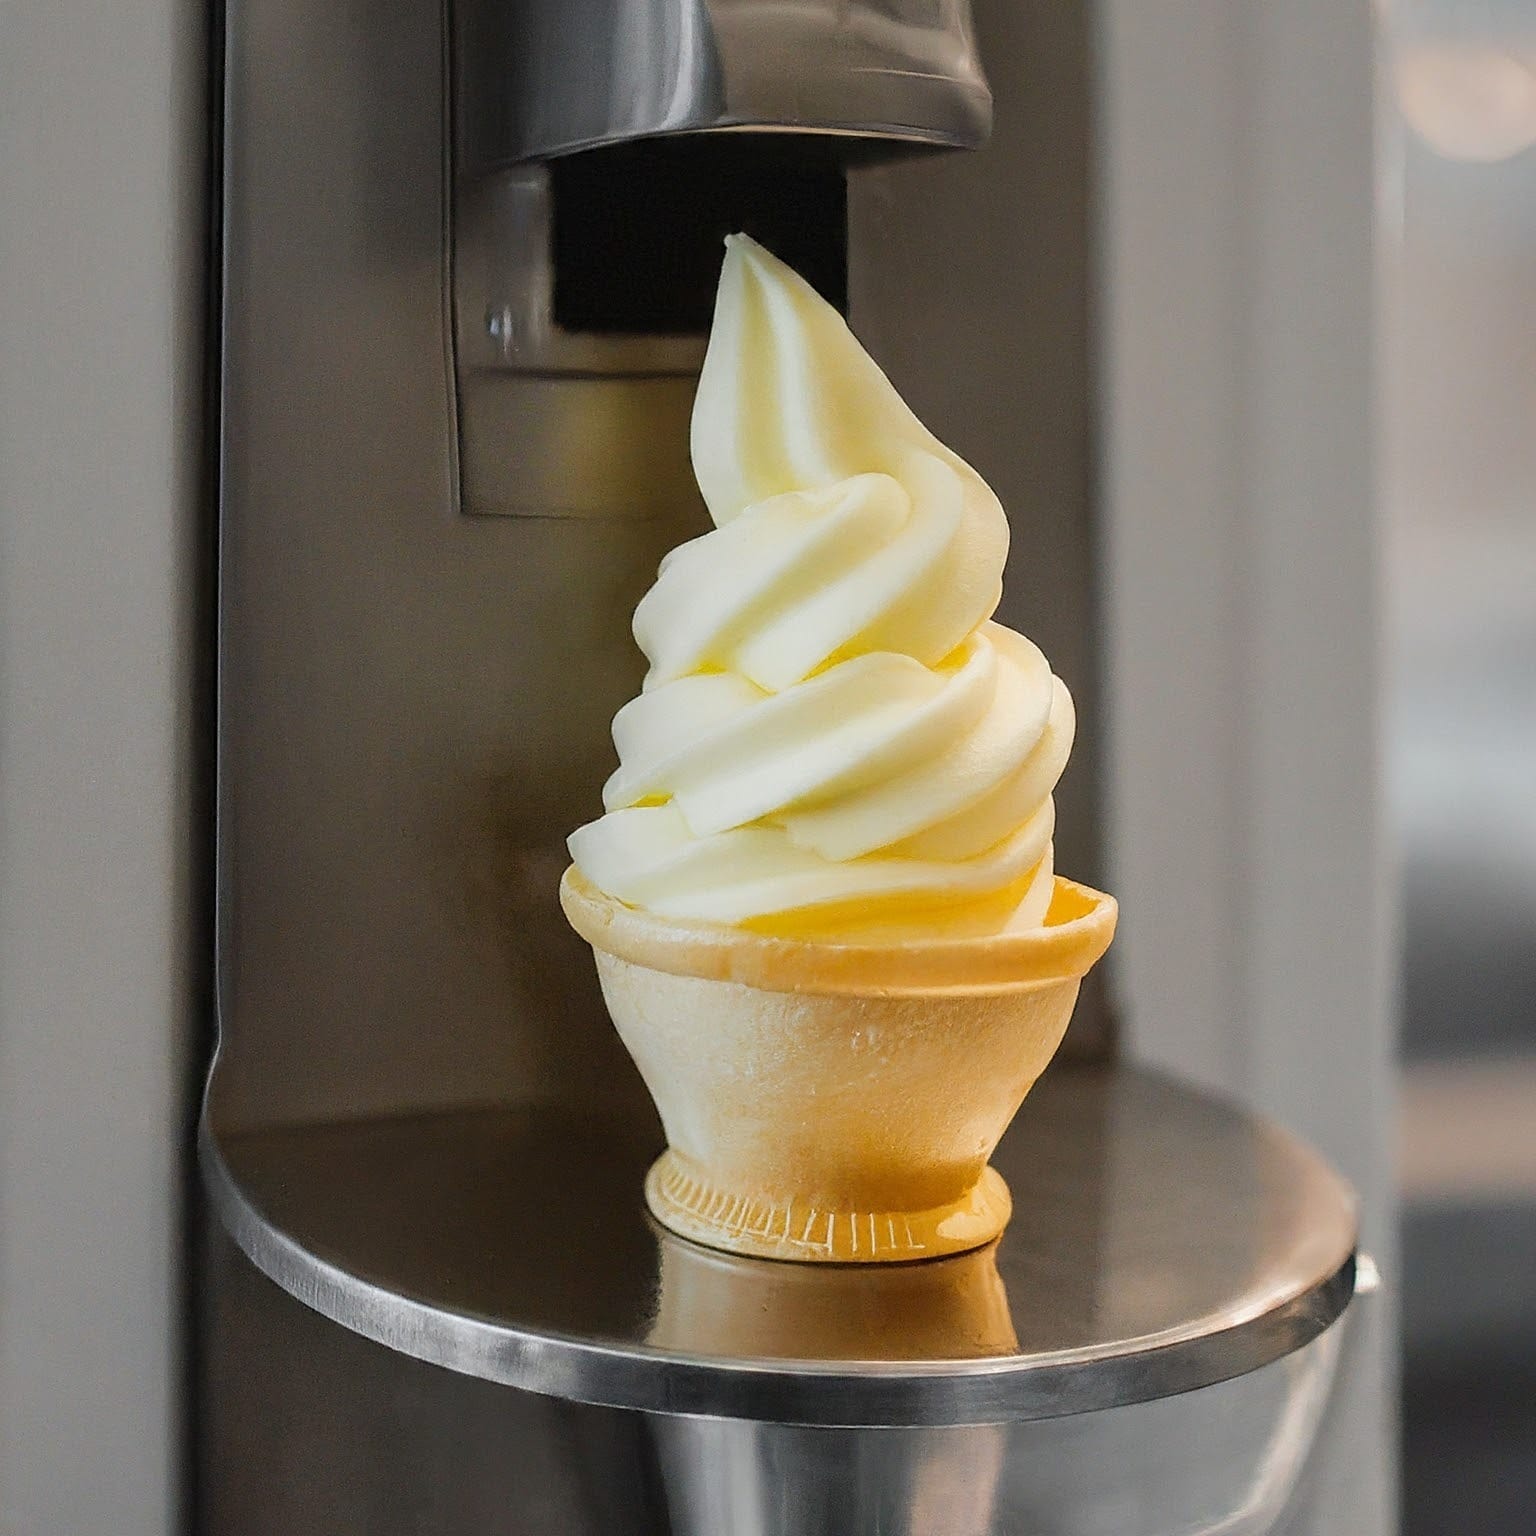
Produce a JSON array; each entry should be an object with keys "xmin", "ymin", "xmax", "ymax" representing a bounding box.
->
[{"xmin": 559, "ymin": 867, "xmax": 1116, "ymax": 997}]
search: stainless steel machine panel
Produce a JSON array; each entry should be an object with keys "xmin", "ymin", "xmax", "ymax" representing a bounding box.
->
[
  {"xmin": 211, "ymin": 0, "xmax": 1102, "ymax": 1135},
  {"xmin": 203, "ymin": 0, "xmax": 1132, "ymax": 1529}
]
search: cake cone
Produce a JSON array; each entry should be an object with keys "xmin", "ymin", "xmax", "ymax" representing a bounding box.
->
[{"xmin": 560, "ymin": 868, "xmax": 1116, "ymax": 1263}]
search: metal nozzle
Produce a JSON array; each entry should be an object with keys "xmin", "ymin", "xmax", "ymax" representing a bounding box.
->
[{"xmin": 454, "ymin": 0, "xmax": 992, "ymax": 172}]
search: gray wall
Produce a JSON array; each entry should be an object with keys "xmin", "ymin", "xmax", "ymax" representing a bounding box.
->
[
  {"xmin": 1097, "ymin": 3, "xmax": 1395, "ymax": 1533},
  {"xmin": 0, "ymin": 3, "xmax": 204, "ymax": 1532}
]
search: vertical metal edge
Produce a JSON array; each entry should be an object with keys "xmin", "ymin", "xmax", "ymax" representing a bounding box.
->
[
  {"xmin": 1078, "ymin": 0, "xmax": 1117, "ymax": 1063},
  {"xmin": 207, "ymin": 0, "xmax": 236, "ymax": 1127},
  {"xmin": 190, "ymin": 0, "xmax": 230, "ymax": 1530},
  {"xmin": 440, "ymin": 0, "xmax": 464, "ymax": 519}
]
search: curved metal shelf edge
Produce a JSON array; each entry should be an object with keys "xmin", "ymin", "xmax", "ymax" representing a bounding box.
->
[{"xmin": 198, "ymin": 1076, "xmax": 1359, "ymax": 1429}]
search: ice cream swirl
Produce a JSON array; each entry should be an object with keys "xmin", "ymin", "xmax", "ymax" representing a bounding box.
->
[{"xmin": 569, "ymin": 236, "xmax": 1074, "ymax": 938}]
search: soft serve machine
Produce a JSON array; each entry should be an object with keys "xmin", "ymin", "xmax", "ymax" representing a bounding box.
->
[{"xmin": 200, "ymin": 2, "xmax": 1367, "ymax": 1531}]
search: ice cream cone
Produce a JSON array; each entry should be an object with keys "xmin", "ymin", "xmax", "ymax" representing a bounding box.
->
[{"xmin": 560, "ymin": 867, "xmax": 1116, "ymax": 1263}]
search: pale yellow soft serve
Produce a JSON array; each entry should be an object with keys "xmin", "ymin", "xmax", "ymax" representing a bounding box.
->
[{"xmin": 568, "ymin": 235, "xmax": 1075, "ymax": 940}]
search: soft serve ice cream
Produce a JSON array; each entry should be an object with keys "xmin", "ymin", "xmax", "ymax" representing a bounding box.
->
[
  {"xmin": 559, "ymin": 237, "xmax": 1116, "ymax": 1261},
  {"xmin": 569, "ymin": 235, "xmax": 1074, "ymax": 941}
]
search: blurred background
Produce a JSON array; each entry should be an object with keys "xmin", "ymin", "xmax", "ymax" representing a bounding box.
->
[{"xmin": 1383, "ymin": 2, "xmax": 1536, "ymax": 1532}]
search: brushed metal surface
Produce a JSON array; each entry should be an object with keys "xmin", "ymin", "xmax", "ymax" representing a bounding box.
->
[
  {"xmin": 201, "ymin": 1065, "xmax": 1358, "ymax": 1427},
  {"xmin": 453, "ymin": 0, "xmax": 991, "ymax": 169},
  {"xmin": 203, "ymin": 1212, "xmax": 1351, "ymax": 1536},
  {"xmin": 199, "ymin": 1220, "xmax": 664, "ymax": 1536},
  {"xmin": 646, "ymin": 1325, "xmax": 1346, "ymax": 1536},
  {"xmin": 208, "ymin": 0, "xmax": 1121, "ymax": 1519},
  {"xmin": 454, "ymin": 167, "xmax": 708, "ymax": 383},
  {"xmin": 213, "ymin": 0, "xmax": 1104, "ymax": 1134},
  {"xmin": 456, "ymin": 370, "xmax": 701, "ymax": 517},
  {"xmin": 214, "ymin": 0, "xmax": 704, "ymax": 1132}
]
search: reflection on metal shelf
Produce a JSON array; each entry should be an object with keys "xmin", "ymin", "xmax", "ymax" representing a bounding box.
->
[
  {"xmin": 201, "ymin": 1065, "xmax": 1359, "ymax": 1426},
  {"xmin": 201, "ymin": 1213, "xmax": 1357, "ymax": 1536},
  {"xmin": 200, "ymin": 1064, "xmax": 1364, "ymax": 1535},
  {"xmin": 1354, "ymin": 1252, "xmax": 1382, "ymax": 1296}
]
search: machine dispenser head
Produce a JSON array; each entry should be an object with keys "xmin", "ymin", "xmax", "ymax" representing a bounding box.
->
[
  {"xmin": 454, "ymin": 0, "xmax": 993, "ymax": 170},
  {"xmin": 449, "ymin": 1, "xmax": 991, "ymax": 518}
]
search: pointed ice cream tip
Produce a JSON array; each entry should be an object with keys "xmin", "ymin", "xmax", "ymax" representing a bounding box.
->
[{"xmin": 691, "ymin": 231, "xmax": 998, "ymax": 532}]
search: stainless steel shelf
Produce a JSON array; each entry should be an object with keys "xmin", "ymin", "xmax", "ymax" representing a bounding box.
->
[{"xmin": 200, "ymin": 1064, "xmax": 1358, "ymax": 1428}]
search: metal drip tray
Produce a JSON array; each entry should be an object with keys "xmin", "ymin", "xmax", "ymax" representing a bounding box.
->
[{"xmin": 200, "ymin": 1065, "xmax": 1357, "ymax": 1428}]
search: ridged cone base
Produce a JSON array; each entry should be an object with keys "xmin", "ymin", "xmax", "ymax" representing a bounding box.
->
[{"xmin": 646, "ymin": 1150, "xmax": 1013, "ymax": 1263}]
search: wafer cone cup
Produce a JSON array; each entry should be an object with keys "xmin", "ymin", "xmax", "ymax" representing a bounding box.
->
[{"xmin": 560, "ymin": 868, "xmax": 1116, "ymax": 1263}]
